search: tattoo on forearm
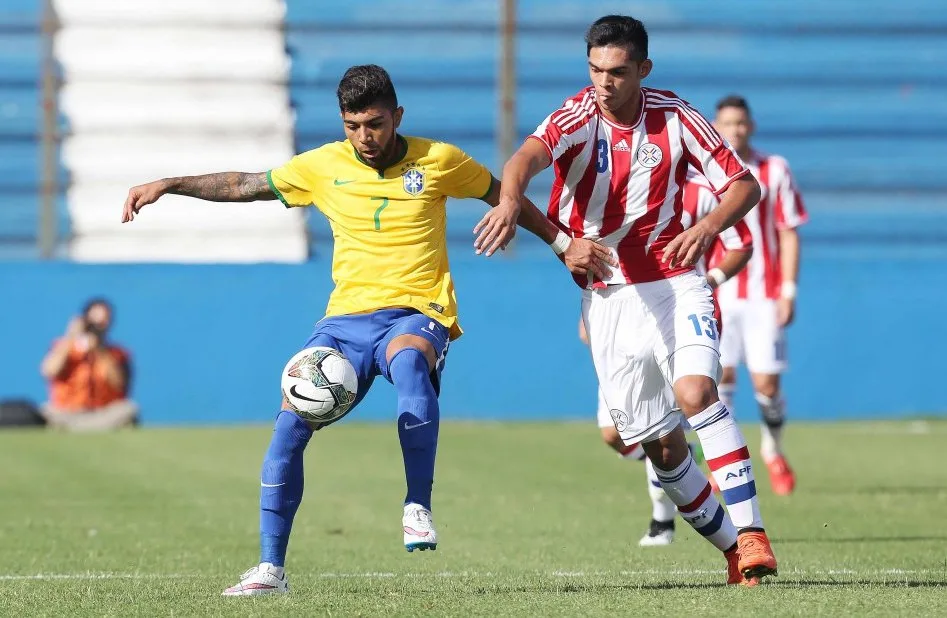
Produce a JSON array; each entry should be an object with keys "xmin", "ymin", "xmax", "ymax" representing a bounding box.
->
[{"xmin": 166, "ymin": 172, "xmax": 276, "ymax": 202}]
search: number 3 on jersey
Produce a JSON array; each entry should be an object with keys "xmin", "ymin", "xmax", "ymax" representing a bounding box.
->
[
  {"xmin": 595, "ymin": 139, "xmax": 609, "ymax": 173},
  {"xmin": 371, "ymin": 197, "xmax": 389, "ymax": 231},
  {"xmin": 687, "ymin": 313, "xmax": 718, "ymax": 340}
]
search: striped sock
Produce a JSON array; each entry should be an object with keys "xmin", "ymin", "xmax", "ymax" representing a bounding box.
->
[
  {"xmin": 653, "ymin": 454, "xmax": 737, "ymax": 552},
  {"xmin": 691, "ymin": 401, "xmax": 764, "ymax": 530},
  {"xmin": 645, "ymin": 457, "xmax": 676, "ymax": 523}
]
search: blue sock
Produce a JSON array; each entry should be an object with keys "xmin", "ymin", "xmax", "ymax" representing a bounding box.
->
[
  {"xmin": 389, "ymin": 348, "xmax": 439, "ymax": 511},
  {"xmin": 259, "ymin": 410, "xmax": 312, "ymax": 567}
]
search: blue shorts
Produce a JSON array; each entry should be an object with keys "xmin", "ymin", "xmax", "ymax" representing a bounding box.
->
[{"xmin": 298, "ymin": 308, "xmax": 451, "ymax": 428}]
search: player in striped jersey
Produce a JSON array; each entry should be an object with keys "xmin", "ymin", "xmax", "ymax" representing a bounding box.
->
[
  {"xmin": 712, "ymin": 95, "xmax": 808, "ymax": 496},
  {"xmin": 582, "ymin": 170, "xmax": 753, "ymax": 547},
  {"xmin": 481, "ymin": 14, "xmax": 778, "ymax": 585}
]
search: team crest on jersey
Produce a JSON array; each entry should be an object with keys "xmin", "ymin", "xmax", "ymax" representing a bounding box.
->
[
  {"xmin": 609, "ymin": 409, "xmax": 629, "ymax": 432},
  {"xmin": 636, "ymin": 143, "xmax": 663, "ymax": 168},
  {"xmin": 402, "ymin": 168, "xmax": 425, "ymax": 195}
]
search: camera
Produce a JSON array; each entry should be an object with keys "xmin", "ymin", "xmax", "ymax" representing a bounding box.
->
[{"xmin": 83, "ymin": 319, "xmax": 106, "ymax": 339}]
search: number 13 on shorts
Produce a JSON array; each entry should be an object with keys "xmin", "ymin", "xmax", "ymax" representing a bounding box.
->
[{"xmin": 687, "ymin": 313, "xmax": 718, "ymax": 340}]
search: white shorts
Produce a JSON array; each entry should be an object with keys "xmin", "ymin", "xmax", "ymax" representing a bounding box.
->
[
  {"xmin": 595, "ymin": 389, "xmax": 612, "ymax": 428},
  {"xmin": 719, "ymin": 299, "xmax": 787, "ymax": 375},
  {"xmin": 583, "ymin": 272, "xmax": 722, "ymax": 445}
]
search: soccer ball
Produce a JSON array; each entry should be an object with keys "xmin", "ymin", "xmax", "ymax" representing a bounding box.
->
[{"xmin": 281, "ymin": 347, "xmax": 358, "ymax": 423}]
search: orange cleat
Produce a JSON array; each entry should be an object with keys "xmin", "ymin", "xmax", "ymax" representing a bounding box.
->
[
  {"xmin": 766, "ymin": 455, "xmax": 796, "ymax": 496},
  {"xmin": 737, "ymin": 531, "xmax": 778, "ymax": 582},
  {"xmin": 725, "ymin": 546, "xmax": 746, "ymax": 585},
  {"xmin": 725, "ymin": 546, "xmax": 761, "ymax": 586}
]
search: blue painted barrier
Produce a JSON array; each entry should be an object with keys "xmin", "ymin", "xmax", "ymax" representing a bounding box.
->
[{"xmin": 2, "ymin": 241, "xmax": 945, "ymax": 424}]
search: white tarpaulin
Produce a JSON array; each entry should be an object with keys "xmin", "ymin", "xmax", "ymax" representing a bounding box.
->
[{"xmin": 55, "ymin": 0, "xmax": 307, "ymax": 263}]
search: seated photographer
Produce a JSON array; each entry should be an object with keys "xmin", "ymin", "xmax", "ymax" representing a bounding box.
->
[{"xmin": 40, "ymin": 298, "xmax": 138, "ymax": 431}]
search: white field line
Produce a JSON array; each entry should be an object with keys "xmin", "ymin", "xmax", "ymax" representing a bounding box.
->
[{"xmin": 0, "ymin": 568, "xmax": 934, "ymax": 582}]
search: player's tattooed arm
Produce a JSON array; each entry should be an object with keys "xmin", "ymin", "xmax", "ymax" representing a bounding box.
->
[
  {"xmin": 164, "ymin": 172, "xmax": 277, "ymax": 202},
  {"xmin": 122, "ymin": 172, "xmax": 277, "ymax": 222}
]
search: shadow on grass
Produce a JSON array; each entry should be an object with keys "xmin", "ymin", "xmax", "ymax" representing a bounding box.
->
[
  {"xmin": 809, "ymin": 486, "xmax": 946, "ymax": 496},
  {"xmin": 773, "ymin": 535, "xmax": 947, "ymax": 544},
  {"xmin": 466, "ymin": 579, "xmax": 947, "ymax": 593}
]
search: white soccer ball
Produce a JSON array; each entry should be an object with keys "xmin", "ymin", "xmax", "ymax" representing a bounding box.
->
[{"xmin": 281, "ymin": 347, "xmax": 358, "ymax": 423}]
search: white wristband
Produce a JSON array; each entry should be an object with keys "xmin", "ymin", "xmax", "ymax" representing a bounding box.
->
[
  {"xmin": 549, "ymin": 230, "xmax": 572, "ymax": 256},
  {"xmin": 707, "ymin": 268, "xmax": 728, "ymax": 288},
  {"xmin": 781, "ymin": 280, "xmax": 797, "ymax": 300}
]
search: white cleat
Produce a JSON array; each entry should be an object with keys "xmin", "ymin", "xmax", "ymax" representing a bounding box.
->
[
  {"xmin": 403, "ymin": 503, "xmax": 438, "ymax": 552},
  {"xmin": 221, "ymin": 562, "xmax": 289, "ymax": 596},
  {"xmin": 638, "ymin": 520, "xmax": 675, "ymax": 547}
]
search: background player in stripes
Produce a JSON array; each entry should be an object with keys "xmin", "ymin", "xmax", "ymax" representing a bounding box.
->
[
  {"xmin": 580, "ymin": 169, "xmax": 753, "ymax": 547},
  {"xmin": 483, "ymin": 14, "xmax": 778, "ymax": 585},
  {"xmin": 712, "ymin": 95, "xmax": 808, "ymax": 496}
]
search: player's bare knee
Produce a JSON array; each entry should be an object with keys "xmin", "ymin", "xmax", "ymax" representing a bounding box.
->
[
  {"xmin": 752, "ymin": 374, "xmax": 780, "ymax": 399},
  {"xmin": 720, "ymin": 366, "xmax": 737, "ymax": 385},
  {"xmin": 674, "ymin": 375, "xmax": 718, "ymax": 416},
  {"xmin": 386, "ymin": 334, "xmax": 436, "ymax": 371}
]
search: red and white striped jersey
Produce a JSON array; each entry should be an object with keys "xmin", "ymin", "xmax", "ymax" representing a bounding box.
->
[
  {"xmin": 717, "ymin": 150, "xmax": 808, "ymax": 302},
  {"xmin": 680, "ymin": 170, "xmax": 752, "ymax": 276},
  {"xmin": 530, "ymin": 86, "xmax": 750, "ymax": 288}
]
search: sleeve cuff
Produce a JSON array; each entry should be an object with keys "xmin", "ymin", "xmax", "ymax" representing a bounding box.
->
[
  {"xmin": 712, "ymin": 168, "xmax": 752, "ymax": 197},
  {"xmin": 478, "ymin": 175, "xmax": 498, "ymax": 201},
  {"xmin": 526, "ymin": 134, "xmax": 555, "ymax": 162},
  {"xmin": 266, "ymin": 170, "xmax": 293, "ymax": 209}
]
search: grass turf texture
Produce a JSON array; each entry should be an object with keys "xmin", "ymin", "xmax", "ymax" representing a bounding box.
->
[{"xmin": 0, "ymin": 420, "xmax": 944, "ymax": 616}]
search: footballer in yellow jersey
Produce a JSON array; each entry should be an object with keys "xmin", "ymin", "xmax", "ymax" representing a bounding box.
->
[
  {"xmin": 266, "ymin": 134, "xmax": 491, "ymax": 341},
  {"xmin": 122, "ymin": 64, "xmax": 613, "ymax": 593}
]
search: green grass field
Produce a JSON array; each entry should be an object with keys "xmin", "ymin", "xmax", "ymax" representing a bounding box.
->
[{"xmin": 0, "ymin": 420, "xmax": 944, "ymax": 616}]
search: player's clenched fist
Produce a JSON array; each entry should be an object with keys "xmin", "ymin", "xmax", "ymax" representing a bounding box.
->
[{"xmin": 122, "ymin": 180, "xmax": 169, "ymax": 223}]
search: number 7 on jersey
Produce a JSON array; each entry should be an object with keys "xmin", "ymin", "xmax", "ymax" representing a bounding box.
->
[{"xmin": 371, "ymin": 197, "xmax": 389, "ymax": 231}]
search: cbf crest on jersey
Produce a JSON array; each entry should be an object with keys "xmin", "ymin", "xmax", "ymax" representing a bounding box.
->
[{"xmin": 402, "ymin": 168, "xmax": 425, "ymax": 195}]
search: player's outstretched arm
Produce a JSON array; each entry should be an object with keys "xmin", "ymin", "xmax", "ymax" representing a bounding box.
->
[
  {"xmin": 663, "ymin": 175, "xmax": 760, "ymax": 269},
  {"xmin": 473, "ymin": 139, "xmax": 552, "ymax": 256},
  {"xmin": 476, "ymin": 175, "xmax": 616, "ymax": 280},
  {"xmin": 121, "ymin": 172, "xmax": 277, "ymax": 223}
]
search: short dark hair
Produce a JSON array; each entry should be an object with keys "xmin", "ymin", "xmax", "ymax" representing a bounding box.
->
[
  {"xmin": 82, "ymin": 296, "xmax": 113, "ymax": 317},
  {"xmin": 716, "ymin": 94, "xmax": 752, "ymax": 116},
  {"xmin": 336, "ymin": 64, "xmax": 398, "ymax": 113},
  {"xmin": 585, "ymin": 15, "xmax": 648, "ymax": 62}
]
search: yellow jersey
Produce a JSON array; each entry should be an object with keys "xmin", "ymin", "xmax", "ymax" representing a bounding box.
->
[{"xmin": 267, "ymin": 135, "xmax": 493, "ymax": 340}]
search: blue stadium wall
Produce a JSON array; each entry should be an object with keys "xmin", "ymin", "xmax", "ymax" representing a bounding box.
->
[{"xmin": 2, "ymin": 226, "xmax": 946, "ymax": 425}]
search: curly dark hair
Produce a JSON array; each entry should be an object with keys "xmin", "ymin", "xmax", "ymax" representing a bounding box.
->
[{"xmin": 336, "ymin": 64, "xmax": 399, "ymax": 113}]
